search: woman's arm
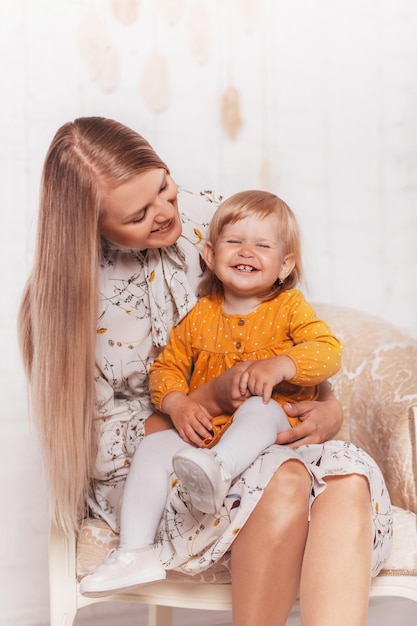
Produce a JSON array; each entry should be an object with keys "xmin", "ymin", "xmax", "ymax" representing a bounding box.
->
[
  {"xmin": 188, "ymin": 361, "xmax": 253, "ymax": 416},
  {"xmin": 190, "ymin": 370, "xmax": 343, "ymax": 447},
  {"xmin": 276, "ymin": 380, "xmax": 343, "ymax": 448}
]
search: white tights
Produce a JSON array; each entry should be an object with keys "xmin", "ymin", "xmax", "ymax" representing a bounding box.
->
[
  {"xmin": 211, "ymin": 396, "xmax": 289, "ymax": 477},
  {"xmin": 119, "ymin": 428, "xmax": 184, "ymax": 549},
  {"xmin": 119, "ymin": 395, "xmax": 289, "ymax": 550}
]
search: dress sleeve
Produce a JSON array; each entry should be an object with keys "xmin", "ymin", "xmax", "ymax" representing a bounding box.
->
[
  {"xmin": 149, "ymin": 312, "xmax": 196, "ymax": 409},
  {"xmin": 175, "ymin": 188, "xmax": 223, "ymax": 295},
  {"xmin": 284, "ymin": 291, "xmax": 343, "ymax": 385}
]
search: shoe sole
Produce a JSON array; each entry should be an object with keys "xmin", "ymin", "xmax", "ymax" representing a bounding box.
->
[{"xmin": 173, "ymin": 454, "xmax": 219, "ymax": 513}]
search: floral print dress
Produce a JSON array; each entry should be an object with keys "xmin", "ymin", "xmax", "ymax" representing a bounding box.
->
[{"xmin": 88, "ymin": 188, "xmax": 393, "ymax": 578}]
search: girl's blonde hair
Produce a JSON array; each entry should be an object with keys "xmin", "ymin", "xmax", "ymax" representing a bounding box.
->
[
  {"xmin": 18, "ymin": 117, "xmax": 167, "ymax": 534},
  {"xmin": 199, "ymin": 190, "xmax": 303, "ymax": 300}
]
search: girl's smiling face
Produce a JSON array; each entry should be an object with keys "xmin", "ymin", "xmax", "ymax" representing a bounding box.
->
[
  {"xmin": 100, "ymin": 169, "xmax": 182, "ymax": 249},
  {"xmin": 204, "ymin": 213, "xmax": 295, "ymax": 312}
]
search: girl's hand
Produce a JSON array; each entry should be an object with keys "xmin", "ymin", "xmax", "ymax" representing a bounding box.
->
[
  {"xmin": 161, "ymin": 391, "xmax": 214, "ymax": 446},
  {"xmin": 237, "ymin": 355, "xmax": 296, "ymax": 402}
]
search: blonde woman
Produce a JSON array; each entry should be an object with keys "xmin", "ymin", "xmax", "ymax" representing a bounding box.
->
[{"xmin": 19, "ymin": 117, "xmax": 392, "ymax": 626}]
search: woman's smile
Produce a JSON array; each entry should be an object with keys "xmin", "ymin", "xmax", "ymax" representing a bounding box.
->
[{"xmin": 151, "ymin": 218, "xmax": 175, "ymax": 234}]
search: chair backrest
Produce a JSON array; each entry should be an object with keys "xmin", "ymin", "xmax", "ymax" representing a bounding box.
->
[{"xmin": 314, "ymin": 303, "xmax": 417, "ymax": 514}]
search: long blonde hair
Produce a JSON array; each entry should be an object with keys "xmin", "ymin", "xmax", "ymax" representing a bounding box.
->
[
  {"xmin": 18, "ymin": 117, "xmax": 167, "ymax": 534},
  {"xmin": 199, "ymin": 190, "xmax": 303, "ymax": 300}
]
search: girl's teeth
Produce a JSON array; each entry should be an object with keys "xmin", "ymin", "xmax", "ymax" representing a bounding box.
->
[{"xmin": 236, "ymin": 265, "xmax": 253, "ymax": 272}]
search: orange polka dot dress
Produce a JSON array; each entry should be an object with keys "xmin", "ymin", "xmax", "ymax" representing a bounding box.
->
[{"xmin": 150, "ymin": 289, "xmax": 343, "ymax": 414}]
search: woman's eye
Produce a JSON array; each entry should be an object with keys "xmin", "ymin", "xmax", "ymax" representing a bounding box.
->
[{"xmin": 132, "ymin": 212, "xmax": 146, "ymax": 224}]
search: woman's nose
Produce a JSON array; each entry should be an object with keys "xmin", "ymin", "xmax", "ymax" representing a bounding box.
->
[{"xmin": 153, "ymin": 198, "xmax": 173, "ymax": 221}]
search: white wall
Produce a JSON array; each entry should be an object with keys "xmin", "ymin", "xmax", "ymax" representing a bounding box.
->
[{"xmin": 1, "ymin": 1, "xmax": 416, "ymax": 624}]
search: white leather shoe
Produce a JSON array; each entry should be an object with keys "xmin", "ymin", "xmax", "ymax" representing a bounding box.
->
[
  {"xmin": 173, "ymin": 447, "xmax": 232, "ymax": 514},
  {"xmin": 79, "ymin": 546, "xmax": 166, "ymax": 598}
]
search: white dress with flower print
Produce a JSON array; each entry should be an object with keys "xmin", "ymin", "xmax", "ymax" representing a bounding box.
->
[{"xmin": 88, "ymin": 188, "xmax": 393, "ymax": 578}]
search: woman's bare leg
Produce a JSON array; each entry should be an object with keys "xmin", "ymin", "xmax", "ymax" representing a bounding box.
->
[
  {"xmin": 231, "ymin": 460, "xmax": 311, "ymax": 626},
  {"xmin": 300, "ymin": 474, "xmax": 373, "ymax": 626}
]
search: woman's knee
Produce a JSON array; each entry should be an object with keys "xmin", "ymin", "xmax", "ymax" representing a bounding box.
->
[
  {"xmin": 232, "ymin": 460, "xmax": 311, "ymax": 555},
  {"xmin": 262, "ymin": 460, "xmax": 311, "ymax": 525},
  {"xmin": 323, "ymin": 473, "xmax": 371, "ymax": 509},
  {"xmin": 316, "ymin": 474, "xmax": 373, "ymax": 535}
]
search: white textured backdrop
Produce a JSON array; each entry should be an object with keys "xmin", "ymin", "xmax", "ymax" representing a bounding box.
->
[{"xmin": 1, "ymin": 1, "xmax": 416, "ymax": 624}]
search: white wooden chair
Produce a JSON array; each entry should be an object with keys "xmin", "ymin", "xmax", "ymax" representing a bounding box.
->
[{"xmin": 49, "ymin": 304, "xmax": 417, "ymax": 625}]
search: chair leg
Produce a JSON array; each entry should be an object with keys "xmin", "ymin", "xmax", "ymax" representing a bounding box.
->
[
  {"xmin": 49, "ymin": 524, "xmax": 78, "ymax": 626},
  {"xmin": 148, "ymin": 604, "xmax": 173, "ymax": 626}
]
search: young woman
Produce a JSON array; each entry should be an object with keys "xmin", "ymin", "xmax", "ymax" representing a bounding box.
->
[{"xmin": 18, "ymin": 116, "xmax": 392, "ymax": 626}]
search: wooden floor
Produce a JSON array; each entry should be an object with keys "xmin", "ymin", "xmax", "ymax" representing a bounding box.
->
[{"xmin": 75, "ymin": 597, "xmax": 417, "ymax": 626}]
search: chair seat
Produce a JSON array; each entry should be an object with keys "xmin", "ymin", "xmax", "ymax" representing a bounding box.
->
[{"xmin": 77, "ymin": 504, "xmax": 417, "ymax": 584}]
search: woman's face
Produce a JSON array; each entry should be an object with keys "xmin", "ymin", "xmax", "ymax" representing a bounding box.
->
[{"xmin": 100, "ymin": 169, "xmax": 182, "ymax": 249}]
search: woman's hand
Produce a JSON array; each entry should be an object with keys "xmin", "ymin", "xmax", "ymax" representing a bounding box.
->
[
  {"xmin": 189, "ymin": 361, "xmax": 253, "ymax": 415},
  {"xmin": 276, "ymin": 382, "xmax": 343, "ymax": 448}
]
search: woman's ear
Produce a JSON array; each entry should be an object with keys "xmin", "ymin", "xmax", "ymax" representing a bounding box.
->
[
  {"xmin": 204, "ymin": 241, "xmax": 215, "ymax": 270},
  {"xmin": 279, "ymin": 254, "xmax": 295, "ymax": 281}
]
